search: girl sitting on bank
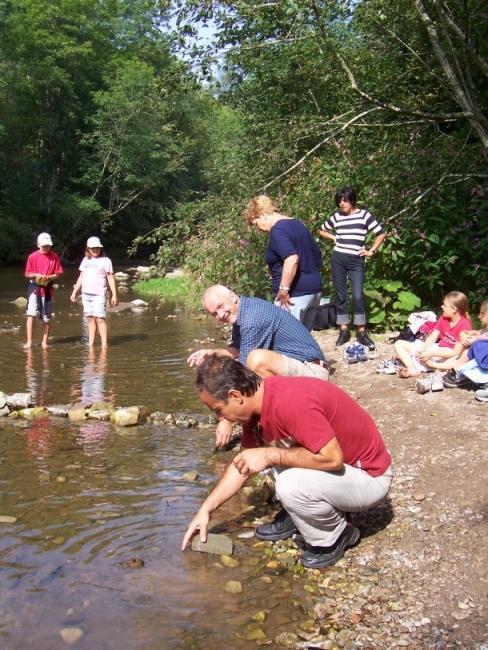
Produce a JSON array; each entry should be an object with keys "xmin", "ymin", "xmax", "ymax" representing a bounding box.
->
[{"xmin": 394, "ymin": 291, "xmax": 472, "ymax": 378}]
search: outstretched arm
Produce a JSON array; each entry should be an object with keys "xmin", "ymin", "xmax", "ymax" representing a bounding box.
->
[{"xmin": 181, "ymin": 461, "xmax": 249, "ymax": 550}]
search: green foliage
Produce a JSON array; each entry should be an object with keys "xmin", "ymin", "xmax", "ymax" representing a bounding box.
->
[
  {"xmin": 133, "ymin": 276, "xmax": 196, "ymax": 303},
  {"xmin": 364, "ymin": 280, "xmax": 422, "ymax": 330}
]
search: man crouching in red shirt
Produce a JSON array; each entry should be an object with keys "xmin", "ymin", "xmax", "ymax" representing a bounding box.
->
[{"xmin": 182, "ymin": 356, "xmax": 392, "ymax": 568}]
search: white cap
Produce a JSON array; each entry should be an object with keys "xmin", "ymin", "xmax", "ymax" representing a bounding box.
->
[
  {"xmin": 37, "ymin": 232, "xmax": 53, "ymax": 246},
  {"xmin": 87, "ymin": 236, "xmax": 103, "ymax": 248}
]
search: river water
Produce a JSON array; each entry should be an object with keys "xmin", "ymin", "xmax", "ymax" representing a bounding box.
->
[{"xmin": 0, "ymin": 269, "xmax": 310, "ymax": 649}]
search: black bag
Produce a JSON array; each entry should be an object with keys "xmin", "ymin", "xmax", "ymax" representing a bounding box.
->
[{"xmin": 313, "ymin": 303, "xmax": 337, "ymax": 330}]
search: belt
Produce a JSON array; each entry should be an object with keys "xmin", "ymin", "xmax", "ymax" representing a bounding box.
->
[{"xmin": 309, "ymin": 359, "xmax": 330, "ymax": 370}]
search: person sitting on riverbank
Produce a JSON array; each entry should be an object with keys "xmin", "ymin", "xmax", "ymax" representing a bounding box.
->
[
  {"xmin": 442, "ymin": 300, "xmax": 488, "ymax": 389},
  {"xmin": 187, "ymin": 285, "xmax": 329, "ymax": 446},
  {"xmin": 24, "ymin": 232, "xmax": 63, "ymax": 349},
  {"xmin": 394, "ymin": 291, "xmax": 472, "ymax": 378},
  {"xmin": 181, "ymin": 356, "xmax": 392, "ymax": 569}
]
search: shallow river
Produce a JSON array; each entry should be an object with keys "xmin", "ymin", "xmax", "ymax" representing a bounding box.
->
[{"xmin": 0, "ymin": 269, "xmax": 309, "ymax": 649}]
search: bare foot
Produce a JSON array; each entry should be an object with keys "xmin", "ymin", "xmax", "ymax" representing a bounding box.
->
[
  {"xmin": 41, "ymin": 342, "xmax": 49, "ymax": 349},
  {"xmin": 23, "ymin": 342, "xmax": 32, "ymax": 349},
  {"xmin": 398, "ymin": 367, "xmax": 420, "ymax": 378}
]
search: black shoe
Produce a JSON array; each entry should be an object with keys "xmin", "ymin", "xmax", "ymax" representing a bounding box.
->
[
  {"xmin": 299, "ymin": 525, "xmax": 360, "ymax": 569},
  {"xmin": 255, "ymin": 508, "xmax": 298, "ymax": 541},
  {"xmin": 356, "ymin": 331, "xmax": 375, "ymax": 351},
  {"xmin": 442, "ymin": 370, "xmax": 477, "ymax": 389},
  {"xmin": 335, "ymin": 329, "xmax": 351, "ymax": 346}
]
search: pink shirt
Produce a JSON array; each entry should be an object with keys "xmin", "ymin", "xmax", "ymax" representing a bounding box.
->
[
  {"xmin": 79, "ymin": 256, "xmax": 113, "ymax": 295},
  {"xmin": 25, "ymin": 251, "xmax": 63, "ymax": 279},
  {"xmin": 434, "ymin": 315, "xmax": 472, "ymax": 348}
]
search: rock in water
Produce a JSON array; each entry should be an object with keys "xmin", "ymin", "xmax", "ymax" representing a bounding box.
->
[
  {"xmin": 60, "ymin": 627, "xmax": 84, "ymax": 644},
  {"xmin": 68, "ymin": 403, "xmax": 87, "ymax": 422},
  {"xmin": 0, "ymin": 392, "xmax": 7, "ymax": 409},
  {"xmin": 111, "ymin": 406, "xmax": 148, "ymax": 427},
  {"xmin": 7, "ymin": 393, "xmax": 32, "ymax": 409},
  {"xmin": 191, "ymin": 533, "xmax": 233, "ymax": 556},
  {"xmin": 12, "ymin": 296, "xmax": 28, "ymax": 308}
]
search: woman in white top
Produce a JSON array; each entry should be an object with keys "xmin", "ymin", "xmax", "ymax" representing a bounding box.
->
[{"xmin": 70, "ymin": 236, "xmax": 118, "ymax": 348}]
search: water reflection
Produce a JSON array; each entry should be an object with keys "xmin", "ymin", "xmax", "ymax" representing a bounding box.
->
[{"xmin": 24, "ymin": 347, "xmax": 50, "ymax": 406}]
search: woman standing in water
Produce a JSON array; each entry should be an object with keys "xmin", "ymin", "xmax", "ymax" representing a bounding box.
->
[
  {"xmin": 245, "ymin": 195, "xmax": 323, "ymax": 331},
  {"xmin": 318, "ymin": 187, "xmax": 386, "ymax": 350}
]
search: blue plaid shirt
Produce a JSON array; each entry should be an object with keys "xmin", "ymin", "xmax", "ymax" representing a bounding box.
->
[{"xmin": 231, "ymin": 296, "xmax": 325, "ymax": 365}]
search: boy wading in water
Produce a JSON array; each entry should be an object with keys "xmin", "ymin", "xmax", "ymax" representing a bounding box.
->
[{"xmin": 24, "ymin": 233, "xmax": 63, "ymax": 349}]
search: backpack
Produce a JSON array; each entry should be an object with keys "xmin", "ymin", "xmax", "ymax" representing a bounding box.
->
[{"xmin": 313, "ymin": 303, "xmax": 337, "ymax": 330}]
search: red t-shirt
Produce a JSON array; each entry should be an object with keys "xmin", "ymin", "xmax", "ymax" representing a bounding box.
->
[
  {"xmin": 434, "ymin": 315, "xmax": 472, "ymax": 348},
  {"xmin": 241, "ymin": 376, "xmax": 391, "ymax": 477},
  {"xmin": 25, "ymin": 250, "xmax": 63, "ymax": 279}
]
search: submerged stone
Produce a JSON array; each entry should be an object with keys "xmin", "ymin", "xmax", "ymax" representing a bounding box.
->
[
  {"xmin": 0, "ymin": 515, "xmax": 18, "ymax": 523},
  {"xmin": 182, "ymin": 471, "xmax": 199, "ymax": 482},
  {"xmin": 60, "ymin": 627, "xmax": 84, "ymax": 644},
  {"xmin": 224, "ymin": 580, "xmax": 243, "ymax": 594},
  {"xmin": 191, "ymin": 533, "xmax": 233, "ymax": 556}
]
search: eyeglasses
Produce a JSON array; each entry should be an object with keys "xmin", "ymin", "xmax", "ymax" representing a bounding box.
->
[{"xmin": 441, "ymin": 303, "xmax": 455, "ymax": 311}]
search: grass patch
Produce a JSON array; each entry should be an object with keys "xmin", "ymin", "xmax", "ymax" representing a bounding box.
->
[{"xmin": 132, "ymin": 276, "xmax": 198, "ymax": 304}]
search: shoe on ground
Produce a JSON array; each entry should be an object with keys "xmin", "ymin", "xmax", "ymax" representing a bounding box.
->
[
  {"xmin": 430, "ymin": 372, "xmax": 444, "ymax": 392},
  {"xmin": 475, "ymin": 387, "xmax": 488, "ymax": 402},
  {"xmin": 336, "ymin": 329, "xmax": 351, "ymax": 346},
  {"xmin": 442, "ymin": 370, "xmax": 477, "ymax": 389},
  {"xmin": 344, "ymin": 344, "xmax": 359, "ymax": 364},
  {"xmin": 415, "ymin": 376, "xmax": 431, "ymax": 394},
  {"xmin": 299, "ymin": 525, "xmax": 360, "ymax": 569},
  {"xmin": 376, "ymin": 358, "xmax": 400, "ymax": 374},
  {"xmin": 353, "ymin": 343, "xmax": 368, "ymax": 362},
  {"xmin": 255, "ymin": 508, "xmax": 298, "ymax": 541},
  {"xmin": 356, "ymin": 330, "xmax": 375, "ymax": 351}
]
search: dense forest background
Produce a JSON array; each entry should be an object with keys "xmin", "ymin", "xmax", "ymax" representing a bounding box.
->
[{"xmin": 0, "ymin": 0, "xmax": 486, "ymax": 313}]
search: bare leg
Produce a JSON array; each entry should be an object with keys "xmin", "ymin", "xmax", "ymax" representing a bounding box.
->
[
  {"xmin": 87, "ymin": 316, "xmax": 97, "ymax": 347},
  {"xmin": 97, "ymin": 317, "xmax": 108, "ymax": 348},
  {"xmin": 24, "ymin": 316, "xmax": 35, "ymax": 348},
  {"xmin": 40, "ymin": 322, "xmax": 50, "ymax": 348},
  {"xmin": 394, "ymin": 340, "xmax": 420, "ymax": 376}
]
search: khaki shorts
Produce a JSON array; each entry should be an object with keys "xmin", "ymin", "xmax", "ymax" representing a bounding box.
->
[{"xmin": 280, "ymin": 355, "xmax": 330, "ymax": 381}]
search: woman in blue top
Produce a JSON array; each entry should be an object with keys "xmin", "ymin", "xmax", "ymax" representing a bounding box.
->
[
  {"xmin": 245, "ymin": 195, "xmax": 323, "ymax": 331},
  {"xmin": 318, "ymin": 187, "xmax": 386, "ymax": 350}
]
